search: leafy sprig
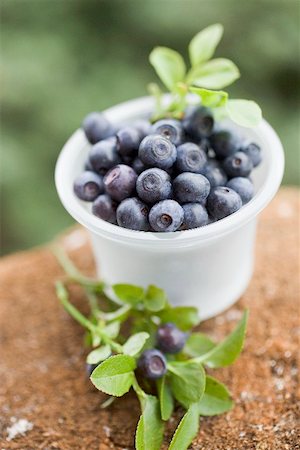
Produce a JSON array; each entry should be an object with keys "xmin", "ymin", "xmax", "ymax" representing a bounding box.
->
[
  {"xmin": 149, "ymin": 23, "xmax": 262, "ymax": 128},
  {"xmin": 54, "ymin": 247, "xmax": 248, "ymax": 450}
]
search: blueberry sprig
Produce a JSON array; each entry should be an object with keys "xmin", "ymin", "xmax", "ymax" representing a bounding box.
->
[
  {"xmin": 149, "ymin": 23, "xmax": 262, "ymax": 128},
  {"xmin": 54, "ymin": 247, "xmax": 248, "ymax": 450}
]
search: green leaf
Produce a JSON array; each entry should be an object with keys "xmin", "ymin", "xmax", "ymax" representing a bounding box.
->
[
  {"xmin": 157, "ymin": 377, "xmax": 174, "ymax": 421},
  {"xmin": 189, "ymin": 23, "xmax": 224, "ymax": 67},
  {"xmin": 135, "ymin": 395, "xmax": 164, "ymax": 450},
  {"xmin": 90, "ymin": 354, "xmax": 136, "ymax": 396},
  {"xmin": 198, "ymin": 375, "xmax": 233, "ymax": 416},
  {"xmin": 187, "ymin": 58, "xmax": 240, "ymax": 89},
  {"xmin": 86, "ymin": 344, "xmax": 111, "ymax": 364},
  {"xmin": 189, "ymin": 87, "xmax": 228, "ymax": 108},
  {"xmin": 149, "ymin": 46, "xmax": 186, "ymax": 91},
  {"xmin": 112, "ymin": 284, "xmax": 144, "ymax": 305},
  {"xmin": 169, "ymin": 361, "xmax": 206, "ymax": 408},
  {"xmin": 226, "ymin": 99, "xmax": 262, "ymax": 127},
  {"xmin": 144, "ymin": 285, "xmax": 167, "ymax": 312},
  {"xmin": 158, "ymin": 306, "xmax": 200, "ymax": 331},
  {"xmin": 123, "ymin": 332, "xmax": 150, "ymax": 356},
  {"xmin": 104, "ymin": 321, "xmax": 120, "ymax": 339},
  {"xmin": 169, "ymin": 403, "xmax": 200, "ymax": 450},
  {"xmin": 184, "ymin": 333, "xmax": 216, "ymax": 358},
  {"xmin": 101, "ymin": 304, "xmax": 131, "ymax": 322},
  {"xmin": 198, "ymin": 310, "xmax": 248, "ymax": 368}
]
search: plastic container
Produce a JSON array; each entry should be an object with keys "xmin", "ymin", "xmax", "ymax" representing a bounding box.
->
[{"xmin": 55, "ymin": 96, "xmax": 284, "ymax": 319}]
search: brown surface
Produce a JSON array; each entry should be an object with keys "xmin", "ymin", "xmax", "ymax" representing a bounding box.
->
[{"xmin": 0, "ymin": 187, "xmax": 299, "ymax": 450}]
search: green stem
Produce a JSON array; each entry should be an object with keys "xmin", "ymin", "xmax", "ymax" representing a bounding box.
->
[{"xmin": 132, "ymin": 375, "xmax": 146, "ymax": 406}]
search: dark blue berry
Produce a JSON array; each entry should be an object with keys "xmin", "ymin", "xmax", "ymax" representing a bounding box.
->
[
  {"xmin": 89, "ymin": 138, "xmax": 121, "ymax": 175},
  {"xmin": 207, "ymin": 186, "xmax": 242, "ymax": 220},
  {"xmin": 157, "ymin": 323, "xmax": 187, "ymax": 354},
  {"xmin": 133, "ymin": 119, "xmax": 152, "ymax": 139},
  {"xmin": 92, "ymin": 194, "xmax": 117, "ymax": 224},
  {"xmin": 182, "ymin": 203, "xmax": 209, "ymax": 229},
  {"xmin": 137, "ymin": 349, "xmax": 167, "ymax": 379},
  {"xmin": 173, "ymin": 172, "xmax": 210, "ymax": 204},
  {"xmin": 210, "ymin": 130, "xmax": 241, "ymax": 159},
  {"xmin": 149, "ymin": 200, "xmax": 184, "ymax": 232},
  {"xmin": 82, "ymin": 112, "xmax": 113, "ymax": 144},
  {"xmin": 86, "ymin": 363, "xmax": 98, "ymax": 377},
  {"xmin": 116, "ymin": 126, "xmax": 141, "ymax": 157},
  {"xmin": 116, "ymin": 197, "xmax": 149, "ymax": 231},
  {"xmin": 139, "ymin": 135, "xmax": 176, "ymax": 170},
  {"xmin": 73, "ymin": 171, "xmax": 104, "ymax": 201},
  {"xmin": 176, "ymin": 142, "xmax": 207, "ymax": 173},
  {"xmin": 132, "ymin": 157, "xmax": 147, "ymax": 175},
  {"xmin": 151, "ymin": 119, "xmax": 184, "ymax": 145},
  {"xmin": 136, "ymin": 168, "xmax": 172, "ymax": 204},
  {"xmin": 202, "ymin": 161, "xmax": 228, "ymax": 187},
  {"xmin": 183, "ymin": 106, "xmax": 214, "ymax": 140},
  {"xmin": 226, "ymin": 177, "xmax": 254, "ymax": 204},
  {"xmin": 84, "ymin": 159, "xmax": 93, "ymax": 171},
  {"xmin": 240, "ymin": 142, "xmax": 262, "ymax": 167},
  {"xmin": 223, "ymin": 152, "xmax": 253, "ymax": 178},
  {"xmin": 104, "ymin": 164, "xmax": 137, "ymax": 202}
]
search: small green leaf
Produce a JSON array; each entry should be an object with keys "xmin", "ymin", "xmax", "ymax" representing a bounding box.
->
[
  {"xmin": 187, "ymin": 58, "xmax": 240, "ymax": 89},
  {"xmin": 169, "ymin": 403, "xmax": 199, "ymax": 450},
  {"xmin": 112, "ymin": 284, "xmax": 144, "ymax": 305},
  {"xmin": 135, "ymin": 395, "xmax": 164, "ymax": 450},
  {"xmin": 189, "ymin": 87, "xmax": 228, "ymax": 108},
  {"xmin": 184, "ymin": 333, "xmax": 216, "ymax": 358},
  {"xmin": 226, "ymin": 99, "xmax": 262, "ymax": 127},
  {"xmin": 101, "ymin": 304, "xmax": 131, "ymax": 322},
  {"xmin": 157, "ymin": 377, "xmax": 174, "ymax": 421},
  {"xmin": 86, "ymin": 344, "xmax": 111, "ymax": 364},
  {"xmin": 189, "ymin": 23, "xmax": 224, "ymax": 67},
  {"xmin": 90, "ymin": 354, "xmax": 136, "ymax": 396},
  {"xmin": 198, "ymin": 375, "xmax": 233, "ymax": 416},
  {"xmin": 158, "ymin": 306, "xmax": 200, "ymax": 331},
  {"xmin": 149, "ymin": 46, "xmax": 186, "ymax": 91},
  {"xmin": 169, "ymin": 361, "xmax": 206, "ymax": 408},
  {"xmin": 123, "ymin": 332, "xmax": 150, "ymax": 356},
  {"xmin": 104, "ymin": 321, "xmax": 120, "ymax": 339},
  {"xmin": 144, "ymin": 285, "xmax": 167, "ymax": 312}
]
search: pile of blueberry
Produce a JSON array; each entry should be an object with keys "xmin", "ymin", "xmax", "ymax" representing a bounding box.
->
[{"xmin": 74, "ymin": 106, "xmax": 262, "ymax": 232}]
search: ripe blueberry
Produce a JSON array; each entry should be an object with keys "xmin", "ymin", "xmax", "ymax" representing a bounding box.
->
[
  {"xmin": 176, "ymin": 142, "xmax": 207, "ymax": 173},
  {"xmin": 92, "ymin": 194, "xmax": 117, "ymax": 224},
  {"xmin": 116, "ymin": 197, "xmax": 149, "ymax": 231},
  {"xmin": 82, "ymin": 112, "xmax": 113, "ymax": 144},
  {"xmin": 86, "ymin": 363, "xmax": 98, "ymax": 377},
  {"xmin": 202, "ymin": 161, "xmax": 228, "ymax": 187},
  {"xmin": 139, "ymin": 135, "xmax": 176, "ymax": 170},
  {"xmin": 104, "ymin": 164, "xmax": 137, "ymax": 202},
  {"xmin": 207, "ymin": 186, "xmax": 242, "ymax": 220},
  {"xmin": 173, "ymin": 172, "xmax": 210, "ymax": 204},
  {"xmin": 116, "ymin": 126, "xmax": 141, "ymax": 157},
  {"xmin": 132, "ymin": 157, "xmax": 147, "ymax": 175},
  {"xmin": 89, "ymin": 138, "xmax": 121, "ymax": 175},
  {"xmin": 182, "ymin": 203, "xmax": 209, "ymax": 229},
  {"xmin": 183, "ymin": 106, "xmax": 214, "ymax": 140},
  {"xmin": 136, "ymin": 168, "xmax": 172, "ymax": 204},
  {"xmin": 149, "ymin": 200, "xmax": 184, "ymax": 232},
  {"xmin": 210, "ymin": 130, "xmax": 241, "ymax": 159},
  {"xmin": 137, "ymin": 349, "xmax": 167, "ymax": 379},
  {"xmin": 151, "ymin": 119, "xmax": 184, "ymax": 145},
  {"xmin": 133, "ymin": 119, "xmax": 152, "ymax": 139},
  {"xmin": 226, "ymin": 177, "xmax": 254, "ymax": 204},
  {"xmin": 223, "ymin": 151, "xmax": 253, "ymax": 178},
  {"xmin": 156, "ymin": 323, "xmax": 187, "ymax": 354},
  {"xmin": 73, "ymin": 171, "xmax": 104, "ymax": 201},
  {"xmin": 240, "ymin": 142, "xmax": 262, "ymax": 167}
]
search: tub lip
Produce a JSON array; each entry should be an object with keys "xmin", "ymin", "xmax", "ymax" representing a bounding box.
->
[{"xmin": 55, "ymin": 95, "xmax": 284, "ymax": 247}]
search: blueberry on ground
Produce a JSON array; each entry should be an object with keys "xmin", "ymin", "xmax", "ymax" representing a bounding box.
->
[
  {"xmin": 176, "ymin": 142, "xmax": 207, "ymax": 173},
  {"xmin": 137, "ymin": 349, "xmax": 167, "ymax": 380},
  {"xmin": 207, "ymin": 186, "xmax": 242, "ymax": 220},
  {"xmin": 202, "ymin": 161, "xmax": 228, "ymax": 187},
  {"xmin": 116, "ymin": 197, "xmax": 149, "ymax": 231},
  {"xmin": 104, "ymin": 164, "xmax": 137, "ymax": 202},
  {"xmin": 223, "ymin": 151, "xmax": 253, "ymax": 178},
  {"xmin": 136, "ymin": 168, "xmax": 172, "ymax": 204},
  {"xmin": 210, "ymin": 130, "xmax": 241, "ymax": 159},
  {"xmin": 183, "ymin": 106, "xmax": 214, "ymax": 140},
  {"xmin": 226, "ymin": 177, "xmax": 254, "ymax": 204},
  {"xmin": 156, "ymin": 323, "xmax": 187, "ymax": 354},
  {"xmin": 82, "ymin": 112, "xmax": 113, "ymax": 144},
  {"xmin": 132, "ymin": 157, "xmax": 147, "ymax": 175},
  {"xmin": 151, "ymin": 119, "xmax": 184, "ymax": 145},
  {"xmin": 73, "ymin": 171, "xmax": 104, "ymax": 201},
  {"xmin": 139, "ymin": 135, "xmax": 176, "ymax": 170},
  {"xmin": 173, "ymin": 172, "xmax": 210, "ymax": 204},
  {"xmin": 116, "ymin": 126, "xmax": 141, "ymax": 157},
  {"xmin": 240, "ymin": 142, "xmax": 262, "ymax": 167},
  {"xmin": 92, "ymin": 194, "xmax": 117, "ymax": 224},
  {"xmin": 181, "ymin": 203, "xmax": 209, "ymax": 229},
  {"xmin": 89, "ymin": 138, "xmax": 121, "ymax": 175},
  {"xmin": 149, "ymin": 200, "xmax": 184, "ymax": 232}
]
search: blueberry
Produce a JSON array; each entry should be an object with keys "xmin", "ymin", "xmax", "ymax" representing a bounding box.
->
[
  {"xmin": 199, "ymin": 137, "xmax": 211, "ymax": 153},
  {"xmin": 132, "ymin": 157, "xmax": 147, "ymax": 175},
  {"xmin": 73, "ymin": 171, "xmax": 104, "ymax": 201},
  {"xmin": 84, "ymin": 159, "xmax": 94, "ymax": 171},
  {"xmin": 139, "ymin": 135, "xmax": 176, "ymax": 170},
  {"xmin": 86, "ymin": 363, "xmax": 98, "ymax": 377},
  {"xmin": 226, "ymin": 177, "xmax": 254, "ymax": 204},
  {"xmin": 210, "ymin": 130, "xmax": 241, "ymax": 159},
  {"xmin": 157, "ymin": 323, "xmax": 187, "ymax": 354},
  {"xmin": 104, "ymin": 164, "xmax": 137, "ymax": 202},
  {"xmin": 149, "ymin": 200, "xmax": 184, "ymax": 232},
  {"xmin": 133, "ymin": 119, "xmax": 152, "ymax": 139},
  {"xmin": 176, "ymin": 142, "xmax": 207, "ymax": 173},
  {"xmin": 116, "ymin": 126, "xmax": 141, "ymax": 157},
  {"xmin": 82, "ymin": 112, "xmax": 113, "ymax": 144},
  {"xmin": 183, "ymin": 106, "xmax": 214, "ymax": 140},
  {"xmin": 151, "ymin": 119, "xmax": 184, "ymax": 145},
  {"xmin": 202, "ymin": 161, "xmax": 228, "ymax": 187},
  {"xmin": 181, "ymin": 203, "xmax": 209, "ymax": 229},
  {"xmin": 136, "ymin": 168, "xmax": 172, "ymax": 204},
  {"xmin": 137, "ymin": 349, "xmax": 167, "ymax": 380},
  {"xmin": 89, "ymin": 138, "xmax": 121, "ymax": 175},
  {"xmin": 223, "ymin": 152, "xmax": 253, "ymax": 178},
  {"xmin": 173, "ymin": 173, "xmax": 210, "ymax": 204},
  {"xmin": 92, "ymin": 194, "xmax": 117, "ymax": 224},
  {"xmin": 116, "ymin": 197, "xmax": 149, "ymax": 231},
  {"xmin": 240, "ymin": 142, "xmax": 262, "ymax": 167},
  {"xmin": 207, "ymin": 186, "xmax": 242, "ymax": 220}
]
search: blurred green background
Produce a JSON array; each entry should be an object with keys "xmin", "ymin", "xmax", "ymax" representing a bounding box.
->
[{"xmin": 1, "ymin": 0, "xmax": 299, "ymax": 255}]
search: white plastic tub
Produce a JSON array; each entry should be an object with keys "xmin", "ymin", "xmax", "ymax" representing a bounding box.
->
[{"xmin": 55, "ymin": 96, "xmax": 284, "ymax": 319}]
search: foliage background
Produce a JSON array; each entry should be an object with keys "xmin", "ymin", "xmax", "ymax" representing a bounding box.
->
[{"xmin": 1, "ymin": 0, "xmax": 299, "ymax": 255}]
